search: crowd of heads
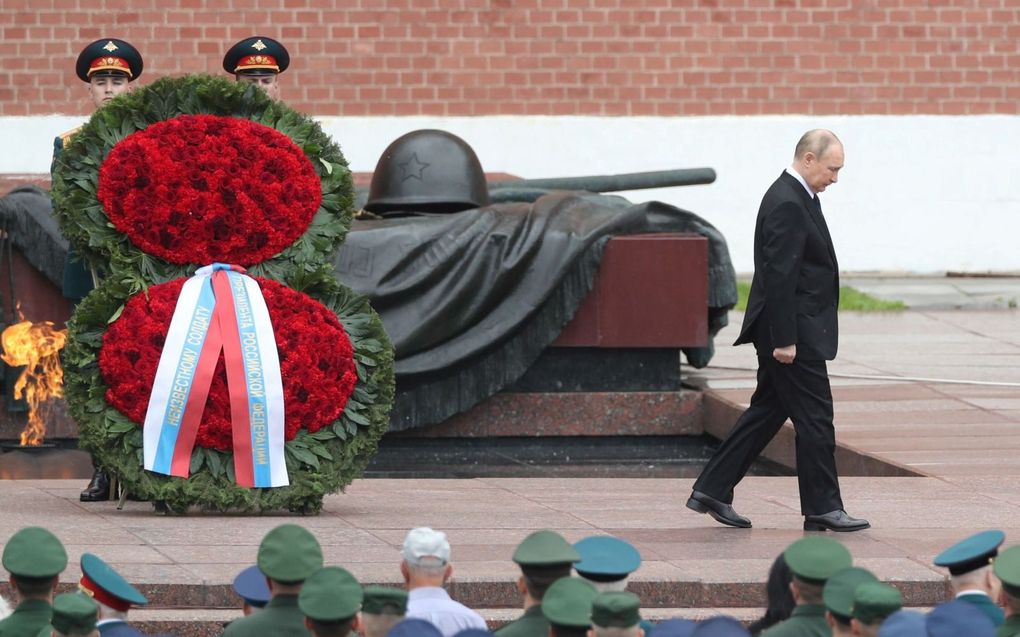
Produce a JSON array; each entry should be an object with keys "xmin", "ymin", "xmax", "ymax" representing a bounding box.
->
[{"xmin": 2, "ymin": 525, "xmax": 1019, "ymax": 637}]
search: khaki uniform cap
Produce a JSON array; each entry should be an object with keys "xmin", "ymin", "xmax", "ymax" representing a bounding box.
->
[
  {"xmin": 2, "ymin": 527, "xmax": 68, "ymax": 579},
  {"xmin": 591, "ymin": 591, "xmax": 641, "ymax": 628},
  {"xmin": 541, "ymin": 577, "xmax": 597, "ymax": 628},
  {"xmin": 784, "ymin": 536, "xmax": 852, "ymax": 583},
  {"xmin": 513, "ymin": 530, "xmax": 581, "ymax": 566},
  {"xmin": 822, "ymin": 567, "xmax": 878, "ymax": 618},
  {"xmin": 298, "ymin": 567, "xmax": 363, "ymax": 622},
  {"xmin": 994, "ymin": 545, "xmax": 1020, "ymax": 597},
  {"xmin": 851, "ymin": 582, "xmax": 902, "ymax": 625},
  {"xmin": 50, "ymin": 593, "xmax": 98, "ymax": 635},
  {"xmin": 362, "ymin": 586, "xmax": 408, "ymax": 615},
  {"xmin": 257, "ymin": 524, "xmax": 323, "ymax": 582}
]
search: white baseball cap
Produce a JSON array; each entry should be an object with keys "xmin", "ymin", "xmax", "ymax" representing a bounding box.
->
[{"xmin": 402, "ymin": 527, "xmax": 451, "ymax": 566}]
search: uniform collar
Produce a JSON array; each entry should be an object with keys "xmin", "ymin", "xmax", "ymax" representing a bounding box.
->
[
  {"xmin": 97, "ymin": 619, "xmax": 127, "ymax": 627},
  {"xmin": 956, "ymin": 590, "xmax": 991, "ymax": 599},
  {"xmin": 14, "ymin": 599, "xmax": 52, "ymax": 614},
  {"xmin": 791, "ymin": 603, "xmax": 827, "ymax": 617},
  {"xmin": 266, "ymin": 594, "xmax": 300, "ymax": 608}
]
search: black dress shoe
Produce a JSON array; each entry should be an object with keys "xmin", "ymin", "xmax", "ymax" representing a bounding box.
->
[
  {"xmin": 686, "ymin": 490, "xmax": 752, "ymax": 528},
  {"xmin": 80, "ymin": 468, "xmax": 110, "ymax": 502},
  {"xmin": 804, "ymin": 510, "xmax": 870, "ymax": 532}
]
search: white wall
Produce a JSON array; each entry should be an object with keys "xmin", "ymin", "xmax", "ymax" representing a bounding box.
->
[{"xmin": 5, "ymin": 115, "xmax": 1018, "ymax": 273}]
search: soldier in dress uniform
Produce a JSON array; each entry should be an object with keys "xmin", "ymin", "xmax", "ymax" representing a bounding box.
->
[
  {"xmin": 822, "ymin": 567, "xmax": 878, "ymax": 637},
  {"xmin": 222, "ymin": 36, "xmax": 289, "ymax": 101},
  {"xmin": 0, "ymin": 527, "xmax": 68, "ymax": 637},
  {"xmin": 53, "ymin": 38, "xmax": 143, "ymax": 176},
  {"xmin": 221, "ymin": 524, "xmax": 324, "ymax": 637},
  {"xmin": 76, "ymin": 554, "xmax": 147, "ymax": 637},
  {"xmin": 932, "ymin": 529, "xmax": 1005, "ymax": 627},
  {"xmin": 52, "ymin": 38, "xmax": 143, "ymax": 503},
  {"xmin": 297, "ymin": 567, "xmax": 363, "ymax": 637},
  {"xmin": 40, "ymin": 592, "xmax": 99, "ymax": 637},
  {"xmin": 359, "ymin": 587, "xmax": 407, "ymax": 637},
  {"xmin": 848, "ymin": 582, "xmax": 901, "ymax": 637},
  {"xmin": 541, "ymin": 578, "xmax": 598, "ymax": 637},
  {"xmin": 572, "ymin": 537, "xmax": 654, "ymax": 636},
  {"xmin": 495, "ymin": 530, "xmax": 580, "ymax": 637},
  {"xmin": 760, "ymin": 536, "xmax": 852, "ymax": 637}
]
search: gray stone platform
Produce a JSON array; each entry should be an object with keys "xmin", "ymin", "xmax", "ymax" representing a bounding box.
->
[{"xmin": 1, "ymin": 307, "xmax": 1019, "ymax": 635}]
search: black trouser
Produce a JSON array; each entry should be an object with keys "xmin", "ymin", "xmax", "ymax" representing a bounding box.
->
[{"xmin": 692, "ymin": 352, "xmax": 843, "ymax": 515}]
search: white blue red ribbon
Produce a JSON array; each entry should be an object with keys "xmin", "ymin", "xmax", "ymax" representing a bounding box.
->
[{"xmin": 142, "ymin": 264, "xmax": 288, "ymax": 487}]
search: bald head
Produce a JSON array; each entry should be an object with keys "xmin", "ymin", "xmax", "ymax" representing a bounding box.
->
[
  {"xmin": 792, "ymin": 129, "xmax": 844, "ymax": 194},
  {"xmin": 794, "ymin": 129, "xmax": 842, "ymax": 162}
]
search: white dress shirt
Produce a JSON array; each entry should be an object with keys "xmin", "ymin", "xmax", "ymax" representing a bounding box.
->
[
  {"xmin": 406, "ymin": 586, "xmax": 487, "ymax": 637},
  {"xmin": 785, "ymin": 166, "xmax": 816, "ymax": 198}
]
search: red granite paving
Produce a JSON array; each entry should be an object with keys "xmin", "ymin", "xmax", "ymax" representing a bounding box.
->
[{"xmin": 1, "ymin": 310, "xmax": 1019, "ymax": 636}]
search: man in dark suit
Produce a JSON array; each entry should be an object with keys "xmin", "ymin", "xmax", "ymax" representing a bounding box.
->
[{"xmin": 686, "ymin": 129, "xmax": 869, "ymax": 532}]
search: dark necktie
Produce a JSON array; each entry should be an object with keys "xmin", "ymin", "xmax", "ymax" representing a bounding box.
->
[{"xmin": 810, "ymin": 195, "xmax": 837, "ymax": 269}]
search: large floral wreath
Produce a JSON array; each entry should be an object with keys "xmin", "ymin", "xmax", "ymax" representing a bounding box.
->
[
  {"xmin": 99, "ymin": 277, "xmax": 358, "ymax": 450},
  {"xmin": 97, "ymin": 114, "xmax": 324, "ymax": 266},
  {"xmin": 53, "ymin": 75, "xmax": 394, "ymax": 513},
  {"xmin": 51, "ymin": 74, "xmax": 354, "ymax": 288}
]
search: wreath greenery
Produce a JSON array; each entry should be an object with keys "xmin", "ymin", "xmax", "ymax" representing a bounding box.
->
[
  {"xmin": 63, "ymin": 271, "xmax": 394, "ymax": 514},
  {"xmin": 52, "ymin": 75, "xmax": 394, "ymax": 513},
  {"xmin": 51, "ymin": 74, "xmax": 354, "ymax": 291}
]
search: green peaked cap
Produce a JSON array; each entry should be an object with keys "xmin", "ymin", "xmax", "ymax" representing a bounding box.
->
[
  {"xmin": 995, "ymin": 546, "xmax": 1020, "ymax": 596},
  {"xmin": 823, "ymin": 567, "xmax": 878, "ymax": 617},
  {"xmin": 514, "ymin": 530, "xmax": 581, "ymax": 566},
  {"xmin": 257, "ymin": 524, "xmax": 323, "ymax": 582},
  {"xmin": 542, "ymin": 577, "xmax": 598, "ymax": 628},
  {"xmin": 2, "ymin": 526, "xmax": 67, "ymax": 579},
  {"xmin": 298, "ymin": 567, "xmax": 363, "ymax": 621},
  {"xmin": 784, "ymin": 536, "xmax": 852, "ymax": 583},
  {"xmin": 362, "ymin": 586, "xmax": 408, "ymax": 615},
  {"xmin": 591, "ymin": 591, "xmax": 641, "ymax": 628},
  {"xmin": 51, "ymin": 592, "xmax": 98, "ymax": 635},
  {"xmin": 852, "ymin": 582, "xmax": 902, "ymax": 624}
]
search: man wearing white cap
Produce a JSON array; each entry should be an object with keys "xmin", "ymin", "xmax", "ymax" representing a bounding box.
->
[{"xmin": 400, "ymin": 527, "xmax": 487, "ymax": 637}]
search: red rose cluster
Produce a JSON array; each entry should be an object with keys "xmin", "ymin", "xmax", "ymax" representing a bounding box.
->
[
  {"xmin": 99, "ymin": 277, "xmax": 358, "ymax": 451},
  {"xmin": 97, "ymin": 114, "xmax": 322, "ymax": 265}
]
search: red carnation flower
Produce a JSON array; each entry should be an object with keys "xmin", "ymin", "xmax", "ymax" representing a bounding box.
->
[
  {"xmin": 97, "ymin": 114, "xmax": 322, "ymax": 266},
  {"xmin": 99, "ymin": 277, "xmax": 358, "ymax": 451}
]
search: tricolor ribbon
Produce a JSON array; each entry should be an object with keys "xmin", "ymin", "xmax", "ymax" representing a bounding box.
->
[{"xmin": 142, "ymin": 264, "xmax": 288, "ymax": 487}]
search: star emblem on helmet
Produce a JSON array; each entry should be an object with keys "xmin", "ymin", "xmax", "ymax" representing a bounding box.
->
[
  {"xmin": 252, "ymin": 39, "xmax": 267, "ymax": 51},
  {"xmin": 398, "ymin": 153, "xmax": 430, "ymax": 182},
  {"xmin": 103, "ymin": 41, "xmax": 119, "ymax": 52}
]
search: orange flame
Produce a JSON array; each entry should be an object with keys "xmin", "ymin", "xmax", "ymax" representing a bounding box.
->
[{"xmin": 1, "ymin": 319, "xmax": 68, "ymax": 446}]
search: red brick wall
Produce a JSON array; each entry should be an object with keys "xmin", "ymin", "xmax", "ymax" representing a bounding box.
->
[{"xmin": 2, "ymin": 0, "xmax": 1017, "ymax": 117}]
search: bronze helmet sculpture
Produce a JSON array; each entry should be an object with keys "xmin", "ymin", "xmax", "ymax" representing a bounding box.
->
[{"xmin": 365, "ymin": 129, "xmax": 491, "ymax": 215}]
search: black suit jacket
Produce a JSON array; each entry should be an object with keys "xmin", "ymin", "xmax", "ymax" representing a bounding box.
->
[{"xmin": 734, "ymin": 171, "xmax": 839, "ymax": 360}]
